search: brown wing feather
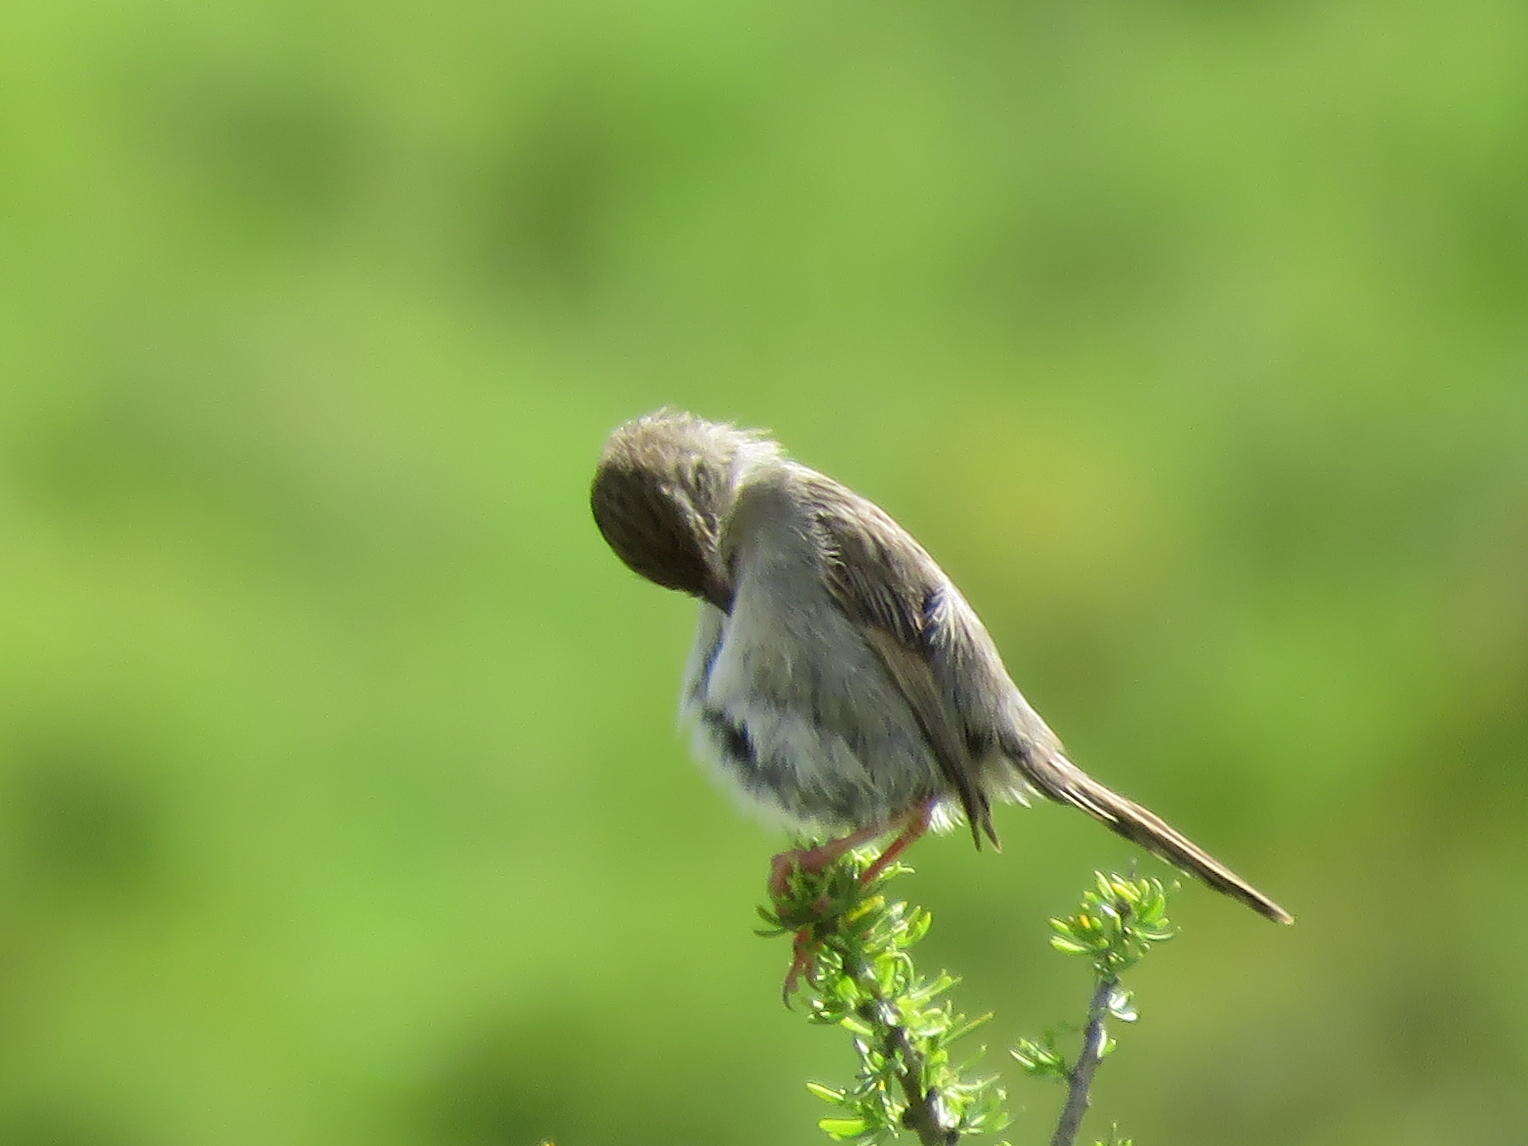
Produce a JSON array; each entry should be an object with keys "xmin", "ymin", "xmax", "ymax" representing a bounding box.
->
[
  {"xmin": 799, "ymin": 469, "xmax": 1293, "ymax": 924},
  {"xmin": 801, "ymin": 473, "xmax": 997, "ymax": 847},
  {"xmin": 861, "ymin": 627, "xmax": 997, "ymax": 848}
]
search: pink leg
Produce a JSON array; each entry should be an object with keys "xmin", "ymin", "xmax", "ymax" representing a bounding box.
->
[
  {"xmin": 858, "ymin": 798, "xmax": 936, "ymax": 885},
  {"xmin": 768, "ymin": 797, "xmax": 940, "ymax": 898},
  {"xmin": 782, "ymin": 926, "xmax": 818, "ymax": 1001},
  {"xmin": 773, "ymin": 798, "xmax": 941, "ymax": 1001},
  {"xmin": 768, "ymin": 819, "xmax": 896, "ymax": 898}
]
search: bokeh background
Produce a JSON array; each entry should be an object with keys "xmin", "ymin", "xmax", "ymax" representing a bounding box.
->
[{"xmin": 4, "ymin": 1, "xmax": 1526, "ymax": 1144}]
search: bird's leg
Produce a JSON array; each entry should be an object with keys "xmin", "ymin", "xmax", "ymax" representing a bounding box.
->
[
  {"xmin": 773, "ymin": 798, "xmax": 940, "ymax": 1001},
  {"xmin": 857, "ymin": 797, "xmax": 936, "ymax": 885},
  {"xmin": 769, "ymin": 798, "xmax": 941, "ymax": 898},
  {"xmin": 768, "ymin": 820, "xmax": 893, "ymax": 899},
  {"xmin": 781, "ymin": 927, "xmax": 820, "ymax": 1002}
]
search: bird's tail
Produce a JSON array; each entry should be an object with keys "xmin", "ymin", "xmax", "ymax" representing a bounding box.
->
[{"xmin": 1025, "ymin": 754, "xmax": 1293, "ymax": 925}]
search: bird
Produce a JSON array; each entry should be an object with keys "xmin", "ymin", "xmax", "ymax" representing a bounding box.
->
[{"xmin": 589, "ymin": 408, "xmax": 1292, "ymax": 927}]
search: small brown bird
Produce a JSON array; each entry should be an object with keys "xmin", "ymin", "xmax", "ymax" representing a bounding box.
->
[{"xmin": 591, "ymin": 409, "xmax": 1291, "ymax": 926}]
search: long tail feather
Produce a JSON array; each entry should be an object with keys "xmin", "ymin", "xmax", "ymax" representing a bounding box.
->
[{"xmin": 1026, "ymin": 753, "xmax": 1293, "ymax": 924}]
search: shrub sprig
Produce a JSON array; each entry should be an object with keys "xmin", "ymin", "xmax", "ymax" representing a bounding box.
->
[
  {"xmin": 760, "ymin": 860, "xmax": 1178, "ymax": 1146},
  {"xmin": 758, "ymin": 851, "xmax": 1009, "ymax": 1146}
]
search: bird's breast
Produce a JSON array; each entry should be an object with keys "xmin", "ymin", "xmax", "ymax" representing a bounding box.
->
[{"xmin": 678, "ymin": 583, "xmax": 946, "ymax": 832}]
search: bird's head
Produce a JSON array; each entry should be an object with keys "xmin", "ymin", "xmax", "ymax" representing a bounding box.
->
[{"xmin": 590, "ymin": 409, "xmax": 776, "ymax": 611}]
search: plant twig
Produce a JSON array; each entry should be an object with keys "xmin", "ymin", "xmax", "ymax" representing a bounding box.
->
[
  {"xmin": 1049, "ymin": 975, "xmax": 1115, "ymax": 1146},
  {"xmin": 856, "ymin": 986, "xmax": 955, "ymax": 1146},
  {"xmin": 759, "ymin": 850, "xmax": 1007, "ymax": 1145},
  {"xmin": 1014, "ymin": 874, "xmax": 1177, "ymax": 1146}
]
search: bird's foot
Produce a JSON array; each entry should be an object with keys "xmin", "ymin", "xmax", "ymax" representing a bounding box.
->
[
  {"xmin": 768, "ymin": 843, "xmax": 841, "ymax": 900},
  {"xmin": 767, "ymin": 820, "xmax": 901, "ymax": 899},
  {"xmin": 768, "ymin": 801, "xmax": 937, "ymax": 1003},
  {"xmin": 781, "ymin": 925, "xmax": 820, "ymax": 1003}
]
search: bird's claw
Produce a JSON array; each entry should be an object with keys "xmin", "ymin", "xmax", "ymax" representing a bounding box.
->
[{"xmin": 780, "ymin": 926, "xmax": 819, "ymax": 1005}]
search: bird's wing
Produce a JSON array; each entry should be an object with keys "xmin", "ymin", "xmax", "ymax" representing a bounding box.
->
[
  {"xmin": 793, "ymin": 470, "xmax": 999, "ymax": 846},
  {"xmin": 793, "ymin": 468, "xmax": 1130, "ymax": 830},
  {"xmin": 763, "ymin": 468, "xmax": 1293, "ymax": 923}
]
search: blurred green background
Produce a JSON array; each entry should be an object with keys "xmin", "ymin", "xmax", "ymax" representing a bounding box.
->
[{"xmin": 3, "ymin": 1, "xmax": 1526, "ymax": 1143}]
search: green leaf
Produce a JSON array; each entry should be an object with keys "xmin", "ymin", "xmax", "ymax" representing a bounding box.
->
[
  {"xmin": 840, "ymin": 1015, "xmax": 873, "ymax": 1038},
  {"xmin": 904, "ymin": 907, "xmax": 933, "ymax": 945},
  {"xmin": 818, "ymin": 1116, "xmax": 869, "ymax": 1139},
  {"xmin": 946, "ymin": 1011, "xmax": 993, "ymax": 1044},
  {"xmin": 806, "ymin": 1082, "xmax": 845, "ymax": 1104}
]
